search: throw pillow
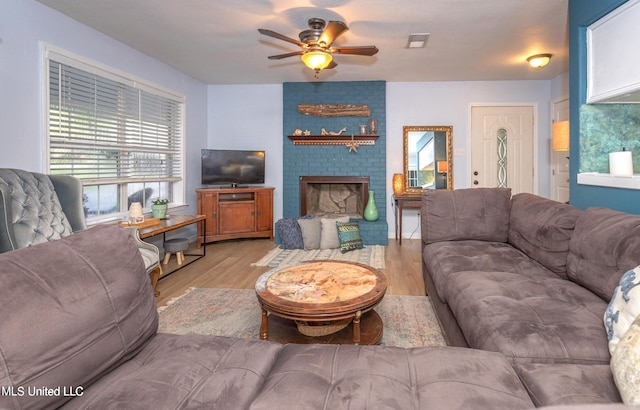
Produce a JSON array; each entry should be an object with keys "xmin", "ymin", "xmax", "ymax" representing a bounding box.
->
[
  {"xmin": 336, "ymin": 221, "xmax": 364, "ymax": 253},
  {"xmin": 276, "ymin": 218, "xmax": 304, "ymax": 249},
  {"xmin": 604, "ymin": 265, "xmax": 640, "ymax": 354},
  {"xmin": 297, "ymin": 217, "xmax": 321, "ymax": 250},
  {"xmin": 319, "ymin": 216, "xmax": 350, "ymax": 249},
  {"xmin": 610, "ymin": 315, "xmax": 640, "ymax": 405}
]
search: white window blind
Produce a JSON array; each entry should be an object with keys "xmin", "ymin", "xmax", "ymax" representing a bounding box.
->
[{"xmin": 45, "ymin": 47, "xmax": 185, "ymax": 219}]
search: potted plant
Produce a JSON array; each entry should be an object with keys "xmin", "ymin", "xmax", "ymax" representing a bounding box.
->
[{"xmin": 151, "ymin": 198, "xmax": 169, "ymax": 219}]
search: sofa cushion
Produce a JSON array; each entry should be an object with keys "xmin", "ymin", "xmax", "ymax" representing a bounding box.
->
[
  {"xmin": 319, "ymin": 216, "xmax": 350, "ymax": 249},
  {"xmin": 423, "ymin": 240, "xmax": 558, "ymax": 303},
  {"xmin": 508, "ymin": 193, "xmax": 582, "ymax": 278},
  {"xmin": 297, "ymin": 217, "xmax": 321, "ymax": 250},
  {"xmin": 0, "ymin": 168, "xmax": 74, "ymax": 248},
  {"xmin": 61, "ymin": 335, "xmax": 284, "ymax": 410},
  {"xmin": 445, "ymin": 270, "xmax": 610, "ymax": 364},
  {"xmin": 610, "ymin": 315, "xmax": 640, "ymax": 405},
  {"xmin": 604, "ymin": 265, "xmax": 640, "ymax": 354},
  {"xmin": 276, "ymin": 217, "xmax": 305, "ymax": 249},
  {"xmin": 0, "ymin": 224, "xmax": 158, "ymax": 410},
  {"xmin": 515, "ymin": 363, "xmax": 621, "ymax": 407},
  {"xmin": 567, "ymin": 207, "xmax": 640, "ymax": 301},
  {"xmin": 250, "ymin": 344, "xmax": 534, "ymax": 409},
  {"xmin": 421, "ymin": 187, "xmax": 511, "ymax": 245}
]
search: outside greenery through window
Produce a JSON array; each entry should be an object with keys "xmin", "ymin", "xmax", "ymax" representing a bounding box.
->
[{"xmin": 45, "ymin": 47, "xmax": 184, "ymax": 221}]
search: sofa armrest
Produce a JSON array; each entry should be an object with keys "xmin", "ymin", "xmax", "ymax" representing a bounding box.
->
[{"xmin": 49, "ymin": 174, "xmax": 87, "ymax": 232}]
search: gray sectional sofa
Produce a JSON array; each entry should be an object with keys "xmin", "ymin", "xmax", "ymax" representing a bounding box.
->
[
  {"xmin": 422, "ymin": 187, "xmax": 640, "ymax": 407},
  {"xmin": 0, "ymin": 188, "xmax": 636, "ymax": 409}
]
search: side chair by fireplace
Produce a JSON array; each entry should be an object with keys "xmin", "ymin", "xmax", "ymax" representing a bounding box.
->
[{"xmin": 0, "ymin": 168, "xmax": 161, "ymax": 294}]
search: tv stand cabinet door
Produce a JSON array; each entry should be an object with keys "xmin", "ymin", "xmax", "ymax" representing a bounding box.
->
[
  {"xmin": 197, "ymin": 191, "xmax": 218, "ymax": 240},
  {"xmin": 255, "ymin": 190, "xmax": 273, "ymax": 234},
  {"xmin": 219, "ymin": 202, "xmax": 255, "ymax": 234}
]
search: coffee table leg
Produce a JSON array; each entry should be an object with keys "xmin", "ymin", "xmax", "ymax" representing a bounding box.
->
[
  {"xmin": 353, "ymin": 310, "xmax": 362, "ymax": 345},
  {"xmin": 260, "ymin": 307, "xmax": 269, "ymax": 340}
]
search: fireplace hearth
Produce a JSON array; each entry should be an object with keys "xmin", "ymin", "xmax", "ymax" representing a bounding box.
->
[{"xmin": 299, "ymin": 176, "xmax": 369, "ymax": 218}]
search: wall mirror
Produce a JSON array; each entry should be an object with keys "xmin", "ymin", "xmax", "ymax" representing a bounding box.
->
[{"xmin": 402, "ymin": 125, "xmax": 453, "ymax": 193}]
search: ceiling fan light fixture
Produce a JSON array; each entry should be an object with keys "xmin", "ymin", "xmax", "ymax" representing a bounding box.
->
[
  {"xmin": 301, "ymin": 50, "xmax": 332, "ymax": 71},
  {"xmin": 406, "ymin": 33, "xmax": 429, "ymax": 48},
  {"xmin": 527, "ymin": 53, "xmax": 552, "ymax": 68}
]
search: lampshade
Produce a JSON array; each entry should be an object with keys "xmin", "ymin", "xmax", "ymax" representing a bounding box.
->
[
  {"xmin": 437, "ymin": 161, "xmax": 448, "ymax": 173},
  {"xmin": 552, "ymin": 120, "xmax": 570, "ymax": 151},
  {"xmin": 301, "ymin": 50, "xmax": 332, "ymax": 71},
  {"xmin": 527, "ymin": 53, "xmax": 552, "ymax": 68},
  {"xmin": 392, "ymin": 173, "xmax": 404, "ymax": 195}
]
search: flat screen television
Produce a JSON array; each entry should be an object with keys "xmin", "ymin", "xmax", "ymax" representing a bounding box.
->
[{"xmin": 201, "ymin": 149, "xmax": 265, "ymax": 187}]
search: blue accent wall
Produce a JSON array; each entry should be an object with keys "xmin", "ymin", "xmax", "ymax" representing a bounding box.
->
[
  {"xmin": 569, "ymin": 0, "xmax": 640, "ymax": 214},
  {"xmin": 282, "ymin": 81, "xmax": 388, "ymax": 245}
]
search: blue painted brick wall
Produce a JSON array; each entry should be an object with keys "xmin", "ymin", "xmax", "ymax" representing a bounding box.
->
[{"xmin": 282, "ymin": 80, "xmax": 388, "ymax": 245}]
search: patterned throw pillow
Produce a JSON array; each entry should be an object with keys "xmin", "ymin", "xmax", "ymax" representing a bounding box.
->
[
  {"xmin": 610, "ymin": 315, "xmax": 640, "ymax": 405},
  {"xmin": 336, "ymin": 221, "xmax": 364, "ymax": 253},
  {"xmin": 604, "ymin": 265, "xmax": 640, "ymax": 354},
  {"xmin": 276, "ymin": 218, "xmax": 304, "ymax": 249}
]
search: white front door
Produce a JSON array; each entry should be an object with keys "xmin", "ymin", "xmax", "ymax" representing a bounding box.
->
[{"xmin": 471, "ymin": 106, "xmax": 534, "ymax": 195}]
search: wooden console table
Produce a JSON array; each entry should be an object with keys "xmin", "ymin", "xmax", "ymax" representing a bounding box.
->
[
  {"xmin": 136, "ymin": 215, "xmax": 206, "ymax": 291},
  {"xmin": 393, "ymin": 193, "xmax": 422, "ymax": 245}
]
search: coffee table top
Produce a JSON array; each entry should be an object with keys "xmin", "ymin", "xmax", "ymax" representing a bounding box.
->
[{"xmin": 256, "ymin": 261, "xmax": 387, "ymax": 320}]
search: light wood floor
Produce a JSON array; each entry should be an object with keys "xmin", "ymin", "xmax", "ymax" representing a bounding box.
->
[{"xmin": 155, "ymin": 238, "xmax": 425, "ymax": 307}]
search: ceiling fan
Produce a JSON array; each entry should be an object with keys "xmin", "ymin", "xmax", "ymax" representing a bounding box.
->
[{"xmin": 258, "ymin": 18, "xmax": 378, "ymax": 76}]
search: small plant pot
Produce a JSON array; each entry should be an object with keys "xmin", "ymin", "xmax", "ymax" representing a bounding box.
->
[{"xmin": 151, "ymin": 204, "xmax": 168, "ymax": 219}]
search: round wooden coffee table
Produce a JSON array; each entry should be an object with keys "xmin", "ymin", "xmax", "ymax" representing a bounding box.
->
[{"xmin": 255, "ymin": 260, "xmax": 387, "ymax": 345}]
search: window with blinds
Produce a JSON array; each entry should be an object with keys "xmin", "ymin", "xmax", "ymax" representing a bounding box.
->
[{"xmin": 45, "ymin": 47, "xmax": 185, "ymax": 221}]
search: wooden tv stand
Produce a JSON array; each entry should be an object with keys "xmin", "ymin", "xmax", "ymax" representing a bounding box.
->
[{"xmin": 196, "ymin": 187, "xmax": 274, "ymax": 243}]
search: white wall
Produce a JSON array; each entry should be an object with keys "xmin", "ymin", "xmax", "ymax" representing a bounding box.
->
[{"xmin": 0, "ymin": 0, "xmax": 209, "ymax": 214}]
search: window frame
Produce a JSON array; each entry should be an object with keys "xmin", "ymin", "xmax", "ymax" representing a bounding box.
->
[{"xmin": 42, "ymin": 44, "xmax": 186, "ymax": 223}]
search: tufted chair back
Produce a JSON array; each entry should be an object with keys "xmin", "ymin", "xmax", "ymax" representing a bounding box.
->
[{"xmin": 0, "ymin": 168, "xmax": 87, "ymax": 253}]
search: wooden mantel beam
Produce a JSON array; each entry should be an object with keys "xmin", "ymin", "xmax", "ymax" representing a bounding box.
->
[{"xmin": 297, "ymin": 104, "xmax": 371, "ymax": 117}]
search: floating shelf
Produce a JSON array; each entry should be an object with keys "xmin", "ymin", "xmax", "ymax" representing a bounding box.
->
[{"xmin": 288, "ymin": 135, "xmax": 379, "ymax": 146}]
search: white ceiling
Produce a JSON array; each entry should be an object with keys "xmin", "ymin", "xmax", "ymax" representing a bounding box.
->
[{"xmin": 36, "ymin": 0, "xmax": 569, "ymax": 85}]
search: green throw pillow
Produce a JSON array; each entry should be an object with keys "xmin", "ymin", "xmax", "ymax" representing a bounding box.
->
[{"xmin": 336, "ymin": 221, "xmax": 363, "ymax": 253}]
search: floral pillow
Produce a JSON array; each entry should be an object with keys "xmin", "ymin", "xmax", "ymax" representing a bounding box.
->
[
  {"xmin": 611, "ymin": 315, "xmax": 640, "ymax": 405},
  {"xmin": 604, "ymin": 265, "xmax": 640, "ymax": 354}
]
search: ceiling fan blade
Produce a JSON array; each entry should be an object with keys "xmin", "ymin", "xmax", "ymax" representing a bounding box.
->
[
  {"xmin": 319, "ymin": 21, "xmax": 348, "ymax": 46},
  {"xmin": 331, "ymin": 45, "xmax": 379, "ymax": 56},
  {"xmin": 326, "ymin": 60, "xmax": 338, "ymax": 70},
  {"xmin": 267, "ymin": 51, "xmax": 305, "ymax": 60},
  {"xmin": 258, "ymin": 28, "xmax": 306, "ymax": 47}
]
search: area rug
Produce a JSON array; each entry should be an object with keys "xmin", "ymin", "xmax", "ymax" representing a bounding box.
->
[
  {"xmin": 251, "ymin": 245, "xmax": 386, "ymax": 270},
  {"xmin": 158, "ymin": 288, "xmax": 446, "ymax": 348}
]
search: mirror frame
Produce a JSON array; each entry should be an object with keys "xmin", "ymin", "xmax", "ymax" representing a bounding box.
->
[{"xmin": 402, "ymin": 125, "xmax": 454, "ymax": 193}]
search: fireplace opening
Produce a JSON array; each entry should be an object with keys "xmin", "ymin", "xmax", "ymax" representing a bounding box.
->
[{"xmin": 300, "ymin": 176, "xmax": 369, "ymax": 218}]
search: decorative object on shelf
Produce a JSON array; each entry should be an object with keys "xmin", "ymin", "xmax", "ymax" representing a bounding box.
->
[
  {"xmin": 610, "ymin": 148, "xmax": 634, "ymax": 176},
  {"xmin": 359, "ymin": 124, "xmax": 367, "ymax": 135},
  {"xmin": 346, "ymin": 135, "xmax": 359, "ymax": 153},
  {"xmin": 552, "ymin": 121, "xmax": 570, "ymax": 151},
  {"xmin": 303, "ymin": 130, "xmax": 311, "ymax": 136},
  {"xmin": 151, "ymin": 199, "xmax": 169, "ymax": 219},
  {"xmin": 297, "ymin": 104, "xmax": 371, "ymax": 117},
  {"xmin": 368, "ymin": 118, "xmax": 378, "ymax": 135},
  {"xmin": 392, "ymin": 173, "xmax": 404, "ymax": 195},
  {"xmin": 129, "ymin": 202, "xmax": 144, "ymax": 224},
  {"xmin": 293, "ymin": 129, "xmax": 303, "ymax": 136},
  {"xmin": 363, "ymin": 190, "xmax": 379, "ymax": 221},
  {"xmin": 321, "ymin": 127, "xmax": 347, "ymax": 136}
]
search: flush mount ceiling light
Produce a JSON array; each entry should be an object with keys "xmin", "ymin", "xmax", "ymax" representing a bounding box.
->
[
  {"xmin": 407, "ymin": 33, "xmax": 430, "ymax": 48},
  {"xmin": 527, "ymin": 53, "xmax": 552, "ymax": 68}
]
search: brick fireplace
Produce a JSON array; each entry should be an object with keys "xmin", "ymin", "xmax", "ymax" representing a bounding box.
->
[
  {"xmin": 300, "ymin": 176, "xmax": 369, "ymax": 218},
  {"xmin": 282, "ymin": 81, "xmax": 388, "ymax": 245}
]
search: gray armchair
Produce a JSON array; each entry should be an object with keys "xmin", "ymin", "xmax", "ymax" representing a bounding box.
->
[{"xmin": 0, "ymin": 169, "xmax": 160, "ymax": 293}]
